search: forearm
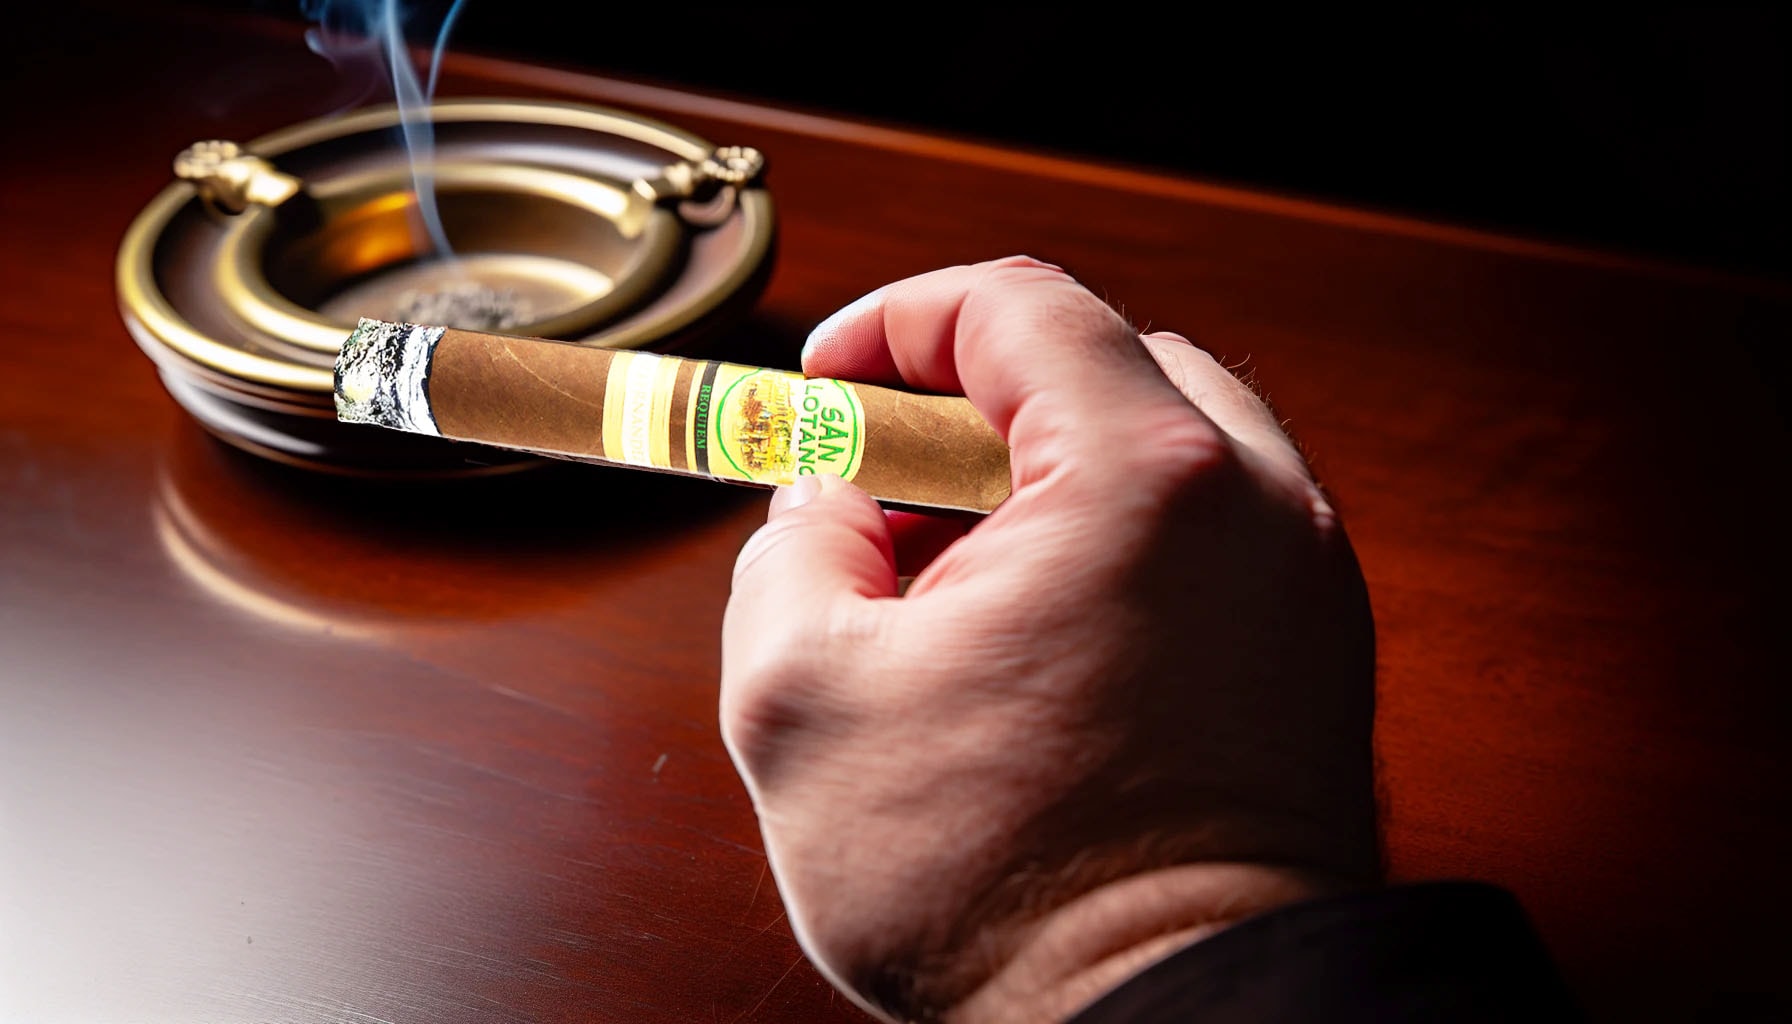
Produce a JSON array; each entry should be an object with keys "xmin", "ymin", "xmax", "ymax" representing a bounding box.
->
[
  {"xmin": 1040, "ymin": 881, "xmax": 1584, "ymax": 1024},
  {"xmin": 950, "ymin": 863, "xmax": 1336, "ymax": 1023}
]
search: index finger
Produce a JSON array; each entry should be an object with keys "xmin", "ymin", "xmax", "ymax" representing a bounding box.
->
[{"xmin": 801, "ymin": 257, "xmax": 1217, "ymax": 477}]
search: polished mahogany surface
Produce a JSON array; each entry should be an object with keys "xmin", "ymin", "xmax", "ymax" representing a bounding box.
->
[{"xmin": 4, "ymin": 7, "xmax": 1788, "ymax": 1021}]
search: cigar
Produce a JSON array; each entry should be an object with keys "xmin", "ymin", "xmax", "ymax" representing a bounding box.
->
[{"xmin": 333, "ymin": 318, "xmax": 1012, "ymax": 515}]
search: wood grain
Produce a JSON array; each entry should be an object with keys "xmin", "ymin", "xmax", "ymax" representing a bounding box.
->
[{"xmin": 3, "ymin": 6, "xmax": 1787, "ymax": 1021}]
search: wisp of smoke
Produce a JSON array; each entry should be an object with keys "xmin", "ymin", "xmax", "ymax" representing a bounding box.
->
[{"xmin": 299, "ymin": 0, "xmax": 470, "ymax": 259}]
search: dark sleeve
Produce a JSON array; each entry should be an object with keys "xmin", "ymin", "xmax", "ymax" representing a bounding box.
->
[{"xmin": 1068, "ymin": 881, "xmax": 1582, "ymax": 1023}]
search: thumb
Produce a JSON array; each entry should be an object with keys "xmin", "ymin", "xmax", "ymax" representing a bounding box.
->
[{"xmin": 724, "ymin": 474, "xmax": 900, "ymax": 673}]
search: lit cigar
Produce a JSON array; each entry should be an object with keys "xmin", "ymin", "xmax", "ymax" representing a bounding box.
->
[{"xmin": 334, "ymin": 318, "xmax": 1012, "ymax": 514}]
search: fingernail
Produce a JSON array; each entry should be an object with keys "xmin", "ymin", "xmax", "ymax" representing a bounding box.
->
[
  {"xmin": 803, "ymin": 286, "xmax": 888, "ymax": 362},
  {"xmin": 1143, "ymin": 330, "xmax": 1194, "ymax": 347},
  {"xmin": 1004, "ymin": 254, "xmax": 1063, "ymax": 273},
  {"xmin": 768, "ymin": 474, "xmax": 823, "ymax": 519}
]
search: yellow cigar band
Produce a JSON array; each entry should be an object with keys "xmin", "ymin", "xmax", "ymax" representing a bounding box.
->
[
  {"xmin": 601, "ymin": 352, "xmax": 866, "ymax": 484},
  {"xmin": 646, "ymin": 352, "xmax": 680, "ymax": 470}
]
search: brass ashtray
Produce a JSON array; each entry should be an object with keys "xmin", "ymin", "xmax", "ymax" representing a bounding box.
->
[{"xmin": 118, "ymin": 98, "xmax": 775, "ymax": 476}]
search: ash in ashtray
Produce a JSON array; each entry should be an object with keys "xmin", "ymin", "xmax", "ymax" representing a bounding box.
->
[{"xmin": 392, "ymin": 282, "xmax": 534, "ymax": 331}]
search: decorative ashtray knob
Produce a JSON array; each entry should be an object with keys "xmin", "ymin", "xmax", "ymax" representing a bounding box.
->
[
  {"xmin": 173, "ymin": 139, "xmax": 302, "ymax": 214},
  {"xmin": 702, "ymin": 146, "xmax": 765, "ymax": 187},
  {"xmin": 632, "ymin": 145, "xmax": 766, "ymax": 225}
]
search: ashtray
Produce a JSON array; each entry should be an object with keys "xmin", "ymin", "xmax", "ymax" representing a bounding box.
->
[{"xmin": 117, "ymin": 98, "xmax": 775, "ymax": 476}]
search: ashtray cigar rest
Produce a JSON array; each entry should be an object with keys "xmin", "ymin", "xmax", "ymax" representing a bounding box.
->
[{"xmin": 118, "ymin": 98, "xmax": 775, "ymax": 477}]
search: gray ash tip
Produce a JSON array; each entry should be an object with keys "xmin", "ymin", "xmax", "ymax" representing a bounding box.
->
[
  {"xmin": 392, "ymin": 282, "xmax": 533, "ymax": 332},
  {"xmin": 334, "ymin": 318, "xmax": 445, "ymax": 435}
]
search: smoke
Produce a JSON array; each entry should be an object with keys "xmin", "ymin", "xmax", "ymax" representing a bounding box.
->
[{"xmin": 299, "ymin": 0, "xmax": 470, "ymax": 259}]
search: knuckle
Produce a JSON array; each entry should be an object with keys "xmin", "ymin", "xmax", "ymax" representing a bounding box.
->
[
  {"xmin": 1303, "ymin": 483, "xmax": 1345, "ymax": 542},
  {"xmin": 1127, "ymin": 409, "xmax": 1242, "ymax": 499},
  {"xmin": 720, "ymin": 600, "xmax": 888, "ymax": 779},
  {"xmin": 718, "ymin": 659, "xmax": 812, "ymax": 772},
  {"xmin": 965, "ymin": 266, "xmax": 1126, "ymax": 344}
]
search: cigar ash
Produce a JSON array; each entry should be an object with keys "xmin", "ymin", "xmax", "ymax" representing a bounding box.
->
[
  {"xmin": 316, "ymin": 254, "xmax": 616, "ymax": 334},
  {"xmin": 392, "ymin": 281, "xmax": 533, "ymax": 332}
]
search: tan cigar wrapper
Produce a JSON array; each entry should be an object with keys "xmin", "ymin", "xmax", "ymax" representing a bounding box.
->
[{"xmin": 334, "ymin": 320, "xmax": 1012, "ymax": 515}]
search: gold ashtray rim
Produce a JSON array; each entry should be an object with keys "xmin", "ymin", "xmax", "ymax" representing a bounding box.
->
[
  {"xmin": 215, "ymin": 161, "xmax": 685, "ymax": 354},
  {"xmin": 118, "ymin": 97, "xmax": 775, "ymax": 396}
]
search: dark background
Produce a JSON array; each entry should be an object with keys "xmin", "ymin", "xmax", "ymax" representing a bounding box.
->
[{"xmin": 152, "ymin": 3, "xmax": 1791, "ymax": 280}]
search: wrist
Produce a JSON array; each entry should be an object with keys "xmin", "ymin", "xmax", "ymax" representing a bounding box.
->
[{"xmin": 947, "ymin": 863, "xmax": 1351, "ymax": 1024}]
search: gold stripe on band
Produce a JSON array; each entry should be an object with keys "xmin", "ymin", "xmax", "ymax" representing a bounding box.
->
[
  {"xmin": 647, "ymin": 352, "xmax": 681, "ymax": 469},
  {"xmin": 601, "ymin": 350, "xmax": 635, "ymax": 462}
]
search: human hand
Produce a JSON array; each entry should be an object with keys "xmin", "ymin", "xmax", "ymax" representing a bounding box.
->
[{"xmin": 720, "ymin": 256, "xmax": 1378, "ymax": 1022}]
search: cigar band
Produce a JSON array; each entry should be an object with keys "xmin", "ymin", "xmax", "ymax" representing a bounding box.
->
[{"xmin": 600, "ymin": 352, "xmax": 865, "ymax": 485}]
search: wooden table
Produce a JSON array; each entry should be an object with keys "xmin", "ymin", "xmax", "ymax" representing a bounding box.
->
[{"xmin": 5, "ymin": 7, "xmax": 1788, "ymax": 1021}]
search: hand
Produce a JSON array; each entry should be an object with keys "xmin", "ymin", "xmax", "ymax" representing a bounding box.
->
[{"xmin": 720, "ymin": 257, "xmax": 1379, "ymax": 1022}]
